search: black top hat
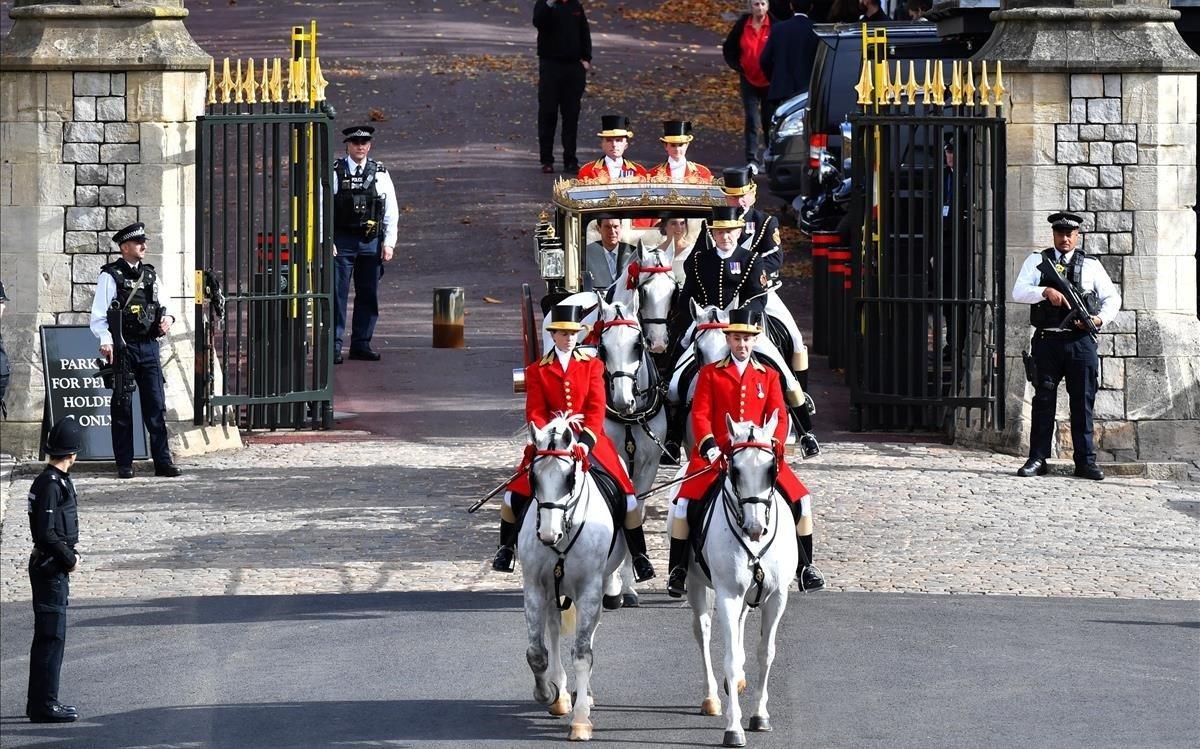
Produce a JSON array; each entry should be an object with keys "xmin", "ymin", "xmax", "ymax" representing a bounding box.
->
[
  {"xmin": 726, "ymin": 308, "xmax": 764, "ymax": 334},
  {"xmin": 45, "ymin": 416, "xmax": 82, "ymax": 458},
  {"xmin": 112, "ymin": 222, "xmax": 148, "ymax": 246},
  {"xmin": 342, "ymin": 125, "xmax": 376, "ymax": 143},
  {"xmin": 708, "ymin": 205, "xmax": 745, "ymax": 230},
  {"xmin": 721, "ymin": 166, "xmax": 755, "ymax": 196},
  {"xmin": 660, "ymin": 120, "xmax": 694, "ymax": 144},
  {"xmin": 597, "ymin": 115, "xmax": 633, "ymax": 138},
  {"xmin": 546, "ymin": 304, "xmax": 587, "ymax": 332},
  {"xmin": 1048, "ymin": 212, "xmax": 1083, "ymax": 231}
]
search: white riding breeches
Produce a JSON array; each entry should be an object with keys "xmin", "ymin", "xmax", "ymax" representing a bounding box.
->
[{"xmin": 765, "ymin": 291, "xmax": 806, "ymax": 362}]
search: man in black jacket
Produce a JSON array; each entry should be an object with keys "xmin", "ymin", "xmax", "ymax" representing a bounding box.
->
[
  {"xmin": 533, "ymin": 0, "xmax": 592, "ymax": 174},
  {"xmin": 26, "ymin": 418, "xmax": 83, "ymax": 724},
  {"xmin": 759, "ymin": 0, "xmax": 821, "ymax": 115}
]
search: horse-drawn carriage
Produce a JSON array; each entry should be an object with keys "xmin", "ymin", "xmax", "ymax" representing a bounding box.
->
[{"xmin": 516, "ymin": 178, "xmax": 727, "ymax": 377}]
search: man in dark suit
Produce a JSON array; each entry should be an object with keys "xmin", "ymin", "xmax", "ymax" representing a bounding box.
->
[
  {"xmin": 583, "ymin": 218, "xmax": 635, "ymax": 291},
  {"xmin": 759, "ymin": 0, "xmax": 821, "ymax": 116}
]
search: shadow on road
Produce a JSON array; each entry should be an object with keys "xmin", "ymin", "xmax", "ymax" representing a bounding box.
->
[{"xmin": 70, "ymin": 590, "xmax": 525, "ymax": 628}]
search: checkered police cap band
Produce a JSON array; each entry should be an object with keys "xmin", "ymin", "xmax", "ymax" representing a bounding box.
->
[{"xmin": 112, "ymin": 223, "xmax": 147, "ymax": 245}]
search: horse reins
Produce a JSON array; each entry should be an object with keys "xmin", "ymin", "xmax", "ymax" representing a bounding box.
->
[
  {"xmin": 530, "ymin": 448, "xmax": 601, "ymax": 612},
  {"xmin": 597, "ymin": 317, "xmax": 675, "ymax": 466},
  {"xmin": 719, "ymin": 439, "xmax": 781, "ymax": 609}
]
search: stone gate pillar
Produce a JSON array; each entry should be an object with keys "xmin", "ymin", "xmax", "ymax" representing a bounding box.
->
[
  {"xmin": 962, "ymin": 0, "xmax": 1200, "ymax": 466},
  {"xmin": 0, "ymin": 0, "xmax": 240, "ymax": 458}
]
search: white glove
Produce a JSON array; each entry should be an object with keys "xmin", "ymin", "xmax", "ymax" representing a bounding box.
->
[{"xmin": 705, "ymin": 447, "xmax": 721, "ymax": 463}]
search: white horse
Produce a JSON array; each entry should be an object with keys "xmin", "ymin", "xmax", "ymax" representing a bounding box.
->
[
  {"xmin": 670, "ymin": 412, "xmax": 799, "ymax": 748},
  {"xmin": 520, "ymin": 415, "xmax": 626, "ymax": 742},
  {"xmin": 670, "ymin": 301, "xmax": 805, "ymax": 451},
  {"xmin": 611, "ymin": 242, "xmax": 678, "ymax": 355},
  {"xmin": 595, "ymin": 299, "xmax": 667, "ymax": 608}
]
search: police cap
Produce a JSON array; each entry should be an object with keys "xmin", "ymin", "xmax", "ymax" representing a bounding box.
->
[
  {"xmin": 112, "ymin": 222, "xmax": 148, "ymax": 246},
  {"xmin": 342, "ymin": 125, "xmax": 376, "ymax": 143},
  {"xmin": 1048, "ymin": 212, "xmax": 1083, "ymax": 231},
  {"xmin": 45, "ymin": 416, "xmax": 83, "ymax": 458}
]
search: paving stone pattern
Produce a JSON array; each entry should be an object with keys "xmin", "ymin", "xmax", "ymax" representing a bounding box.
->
[{"xmin": 2, "ymin": 440, "xmax": 1196, "ymax": 603}]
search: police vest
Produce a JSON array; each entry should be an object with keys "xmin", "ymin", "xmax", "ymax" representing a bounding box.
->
[
  {"xmin": 102, "ymin": 260, "xmax": 162, "ymax": 339},
  {"xmin": 1029, "ymin": 248, "xmax": 1100, "ymax": 329},
  {"xmin": 333, "ymin": 158, "xmax": 385, "ymax": 233}
]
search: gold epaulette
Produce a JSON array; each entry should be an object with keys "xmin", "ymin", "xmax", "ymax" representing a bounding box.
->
[
  {"xmin": 715, "ymin": 356, "xmax": 732, "ymax": 369},
  {"xmin": 539, "ymin": 352, "xmax": 555, "ymax": 366},
  {"xmin": 750, "ymin": 355, "xmax": 766, "ymax": 372},
  {"xmin": 573, "ymin": 349, "xmax": 593, "ymax": 361}
]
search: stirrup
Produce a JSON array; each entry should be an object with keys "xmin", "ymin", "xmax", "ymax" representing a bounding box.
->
[
  {"xmin": 667, "ymin": 567, "xmax": 688, "ymax": 598},
  {"xmin": 632, "ymin": 554, "xmax": 656, "ymax": 583}
]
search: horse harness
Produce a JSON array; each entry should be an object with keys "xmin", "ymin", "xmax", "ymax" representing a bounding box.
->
[
  {"xmin": 595, "ymin": 317, "xmax": 675, "ymax": 466},
  {"xmin": 695, "ymin": 439, "xmax": 781, "ymax": 609},
  {"xmin": 530, "ymin": 447, "xmax": 616, "ymax": 612},
  {"xmin": 624, "ymin": 250, "xmax": 676, "ymax": 329}
]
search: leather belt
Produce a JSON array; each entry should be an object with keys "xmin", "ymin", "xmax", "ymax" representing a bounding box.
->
[{"xmin": 1035, "ymin": 329, "xmax": 1086, "ymax": 341}]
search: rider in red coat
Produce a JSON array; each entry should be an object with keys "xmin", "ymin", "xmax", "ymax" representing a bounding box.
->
[
  {"xmin": 667, "ymin": 308, "xmax": 825, "ymax": 597},
  {"xmin": 576, "ymin": 115, "xmax": 648, "ymax": 182},
  {"xmin": 645, "ymin": 120, "xmax": 715, "ymax": 183},
  {"xmin": 492, "ymin": 305, "xmax": 655, "ymax": 583}
]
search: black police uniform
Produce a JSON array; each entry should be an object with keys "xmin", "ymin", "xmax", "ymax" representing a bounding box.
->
[
  {"xmin": 99, "ymin": 255, "xmax": 174, "ymax": 472},
  {"xmin": 26, "ymin": 430, "xmax": 80, "ymax": 722}
]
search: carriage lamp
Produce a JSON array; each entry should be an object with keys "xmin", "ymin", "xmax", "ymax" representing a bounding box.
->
[{"xmin": 538, "ymin": 246, "xmax": 565, "ymax": 280}]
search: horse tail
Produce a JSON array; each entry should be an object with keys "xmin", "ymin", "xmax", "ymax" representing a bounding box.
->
[{"xmin": 560, "ymin": 600, "xmax": 577, "ymax": 636}]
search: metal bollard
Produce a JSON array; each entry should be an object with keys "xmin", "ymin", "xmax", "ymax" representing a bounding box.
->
[{"xmin": 433, "ymin": 287, "xmax": 465, "ymax": 348}]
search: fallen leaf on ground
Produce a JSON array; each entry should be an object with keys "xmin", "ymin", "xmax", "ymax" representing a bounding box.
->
[{"xmin": 483, "ymin": 296, "xmax": 503, "ymax": 304}]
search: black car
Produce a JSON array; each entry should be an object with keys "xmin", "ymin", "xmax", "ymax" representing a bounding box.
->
[
  {"xmin": 762, "ymin": 91, "xmax": 808, "ymax": 202},
  {"xmin": 792, "ymin": 23, "xmax": 969, "ymax": 207}
]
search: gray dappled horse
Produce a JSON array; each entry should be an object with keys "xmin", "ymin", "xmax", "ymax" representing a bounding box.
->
[
  {"xmin": 595, "ymin": 300, "xmax": 667, "ymax": 608},
  {"xmin": 611, "ymin": 242, "xmax": 677, "ymax": 355},
  {"xmin": 520, "ymin": 415, "xmax": 626, "ymax": 741},
  {"xmin": 668, "ymin": 412, "xmax": 799, "ymax": 748}
]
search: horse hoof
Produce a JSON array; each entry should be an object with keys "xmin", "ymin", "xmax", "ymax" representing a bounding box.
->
[
  {"xmin": 548, "ymin": 694, "xmax": 573, "ymax": 716},
  {"xmin": 621, "ymin": 592, "xmax": 639, "ymax": 608},
  {"xmin": 534, "ymin": 681, "xmax": 559, "ymax": 706},
  {"xmin": 602, "ymin": 594, "xmax": 623, "ymax": 610},
  {"xmin": 749, "ymin": 716, "xmax": 772, "ymax": 732},
  {"xmin": 736, "ymin": 678, "xmax": 747, "ymax": 694},
  {"xmin": 700, "ymin": 697, "xmax": 722, "ymax": 716},
  {"xmin": 723, "ymin": 729, "xmax": 746, "ymax": 747},
  {"xmin": 569, "ymin": 722, "xmax": 593, "ymax": 741}
]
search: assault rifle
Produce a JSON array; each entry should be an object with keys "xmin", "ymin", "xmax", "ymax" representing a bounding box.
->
[
  {"xmin": 1036, "ymin": 256, "xmax": 1100, "ymax": 340},
  {"xmin": 105, "ymin": 308, "xmax": 136, "ymax": 409}
]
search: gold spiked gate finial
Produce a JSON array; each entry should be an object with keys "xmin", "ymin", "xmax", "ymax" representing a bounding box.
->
[{"xmin": 203, "ymin": 22, "xmax": 329, "ymax": 112}]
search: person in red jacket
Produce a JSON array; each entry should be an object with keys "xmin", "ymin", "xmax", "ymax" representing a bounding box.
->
[
  {"xmin": 646, "ymin": 120, "xmax": 714, "ymax": 183},
  {"xmin": 576, "ymin": 115, "xmax": 648, "ymax": 182},
  {"xmin": 491, "ymin": 305, "xmax": 655, "ymax": 582},
  {"xmin": 666, "ymin": 308, "xmax": 825, "ymax": 597}
]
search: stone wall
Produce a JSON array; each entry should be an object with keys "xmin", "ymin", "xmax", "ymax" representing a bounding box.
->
[
  {"xmin": 0, "ymin": 1, "xmax": 239, "ymax": 458},
  {"xmin": 966, "ymin": 0, "xmax": 1200, "ymax": 465}
]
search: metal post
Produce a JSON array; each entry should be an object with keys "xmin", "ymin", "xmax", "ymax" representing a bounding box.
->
[{"xmin": 433, "ymin": 287, "xmax": 465, "ymax": 348}]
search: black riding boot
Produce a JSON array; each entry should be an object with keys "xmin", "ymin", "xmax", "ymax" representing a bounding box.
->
[
  {"xmin": 662, "ymin": 403, "xmax": 687, "ymax": 465},
  {"xmin": 667, "ymin": 537, "xmax": 690, "ymax": 598},
  {"xmin": 623, "ymin": 525, "xmax": 656, "ymax": 582},
  {"xmin": 790, "ymin": 404, "xmax": 821, "ymax": 459},
  {"xmin": 492, "ymin": 519, "xmax": 519, "ymax": 572},
  {"xmin": 797, "ymin": 533, "xmax": 825, "ymax": 592}
]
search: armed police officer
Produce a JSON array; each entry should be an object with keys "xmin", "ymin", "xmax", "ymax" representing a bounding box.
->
[
  {"xmin": 332, "ymin": 125, "xmax": 400, "ymax": 364},
  {"xmin": 1012, "ymin": 212, "xmax": 1121, "ymax": 481},
  {"xmin": 90, "ymin": 223, "xmax": 182, "ymax": 479},
  {"xmin": 26, "ymin": 417, "xmax": 84, "ymax": 724}
]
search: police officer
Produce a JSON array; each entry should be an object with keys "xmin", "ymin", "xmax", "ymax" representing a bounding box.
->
[
  {"xmin": 1012, "ymin": 212, "xmax": 1121, "ymax": 480},
  {"xmin": 26, "ymin": 417, "xmax": 83, "ymax": 724},
  {"xmin": 90, "ymin": 223, "xmax": 182, "ymax": 479},
  {"xmin": 332, "ymin": 125, "xmax": 399, "ymax": 364}
]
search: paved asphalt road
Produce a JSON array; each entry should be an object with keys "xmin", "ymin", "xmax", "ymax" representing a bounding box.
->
[{"xmin": 2, "ymin": 591, "xmax": 1197, "ymax": 748}]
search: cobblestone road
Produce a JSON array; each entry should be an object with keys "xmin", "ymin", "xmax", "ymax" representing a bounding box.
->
[{"xmin": 2, "ymin": 439, "xmax": 1196, "ymax": 602}]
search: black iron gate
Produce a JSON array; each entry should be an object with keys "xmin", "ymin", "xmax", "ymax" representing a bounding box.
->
[
  {"xmin": 194, "ymin": 26, "xmax": 335, "ymax": 430},
  {"xmin": 846, "ymin": 54, "xmax": 1007, "ymax": 433}
]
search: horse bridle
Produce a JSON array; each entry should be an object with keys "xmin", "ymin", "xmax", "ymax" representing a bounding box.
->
[
  {"xmin": 626, "ymin": 250, "xmax": 676, "ymax": 328},
  {"xmin": 595, "ymin": 318, "xmax": 657, "ymax": 401},
  {"xmin": 529, "ymin": 448, "xmax": 585, "ymax": 546},
  {"xmin": 719, "ymin": 438, "xmax": 781, "ymax": 609}
]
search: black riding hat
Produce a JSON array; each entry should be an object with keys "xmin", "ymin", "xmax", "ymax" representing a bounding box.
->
[
  {"xmin": 597, "ymin": 115, "xmax": 633, "ymax": 139},
  {"xmin": 660, "ymin": 120, "xmax": 694, "ymax": 144},
  {"xmin": 726, "ymin": 308, "xmax": 763, "ymax": 334},
  {"xmin": 721, "ymin": 166, "xmax": 755, "ymax": 196},
  {"xmin": 45, "ymin": 416, "xmax": 82, "ymax": 458},
  {"xmin": 708, "ymin": 205, "xmax": 745, "ymax": 230},
  {"xmin": 342, "ymin": 125, "xmax": 375, "ymax": 143},
  {"xmin": 546, "ymin": 304, "xmax": 588, "ymax": 332}
]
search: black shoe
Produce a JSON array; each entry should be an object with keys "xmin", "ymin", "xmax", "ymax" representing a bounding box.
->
[
  {"xmin": 334, "ymin": 351, "xmax": 344, "ymax": 365},
  {"xmin": 631, "ymin": 554, "xmax": 656, "ymax": 583},
  {"xmin": 27, "ymin": 702, "xmax": 76, "ymax": 716},
  {"xmin": 1074, "ymin": 464, "xmax": 1105, "ymax": 481},
  {"xmin": 348, "ymin": 347, "xmax": 381, "ymax": 361},
  {"xmin": 27, "ymin": 704, "xmax": 78, "ymax": 723},
  {"xmin": 564, "ymin": 162, "xmax": 580, "ymax": 173},
  {"xmin": 799, "ymin": 565, "xmax": 826, "ymax": 592},
  {"xmin": 667, "ymin": 567, "xmax": 688, "ymax": 598},
  {"xmin": 541, "ymin": 164, "xmax": 555, "ymax": 174},
  {"xmin": 492, "ymin": 545, "xmax": 515, "ymax": 573},
  {"xmin": 117, "ymin": 466, "xmax": 134, "ymax": 479},
  {"xmin": 154, "ymin": 464, "xmax": 182, "ymax": 477},
  {"xmin": 1016, "ymin": 458, "xmax": 1049, "ymax": 477},
  {"xmin": 800, "ymin": 434, "xmax": 821, "ymax": 459}
]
